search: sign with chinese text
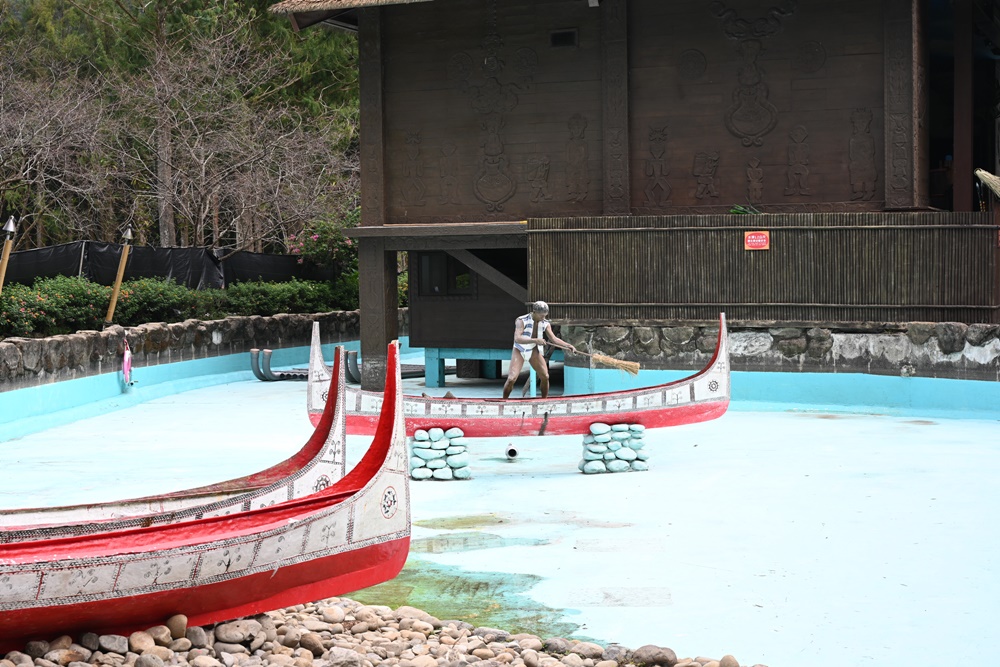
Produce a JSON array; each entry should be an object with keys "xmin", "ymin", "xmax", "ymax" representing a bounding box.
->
[{"xmin": 744, "ymin": 230, "xmax": 770, "ymax": 251}]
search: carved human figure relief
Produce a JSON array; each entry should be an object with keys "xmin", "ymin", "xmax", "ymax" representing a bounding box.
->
[
  {"xmin": 447, "ymin": 0, "xmax": 538, "ymax": 212},
  {"xmin": 746, "ymin": 157, "xmax": 764, "ymax": 203},
  {"xmin": 400, "ymin": 131, "xmax": 426, "ymax": 206},
  {"xmin": 527, "ymin": 155, "xmax": 552, "ymax": 202},
  {"xmin": 711, "ymin": 2, "xmax": 796, "ymax": 147},
  {"xmin": 692, "ymin": 152, "xmax": 720, "ymax": 199},
  {"xmin": 566, "ymin": 114, "xmax": 589, "ymax": 203},
  {"xmin": 849, "ymin": 108, "xmax": 877, "ymax": 201},
  {"xmin": 438, "ymin": 141, "xmax": 460, "ymax": 205},
  {"xmin": 724, "ymin": 39, "xmax": 778, "ymax": 147},
  {"xmin": 644, "ymin": 126, "xmax": 672, "ymax": 206},
  {"xmin": 784, "ymin": 125, "xmax": 812, "ymax": 196},
  {"xmin": 474, "ymin": 112, "xmax": 516, "ymax": 211}
]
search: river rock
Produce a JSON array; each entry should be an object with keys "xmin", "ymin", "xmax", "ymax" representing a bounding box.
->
[
  {"xmin": 128, "ymin": 634, "xmax": 155, "ymax": 654},
  {"xmin": 446, "ymin": 453, "xmax": 469, "ymax": 468},
  {"xmin": 413, "ymin": 448, "xmax": 446, "ymax": 461},
  {"xmin": 98, "ymin": 636, "xmax": 128, "ymax": 655},
  {"xmin": 606, "ymin": 460, "xmax": 630, "ymax": 473}
]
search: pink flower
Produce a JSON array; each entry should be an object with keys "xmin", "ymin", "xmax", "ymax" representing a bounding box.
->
[
  {"xmin": 291, "ymin": 248, "xmax": 299, "ymax": 253},
  {"xmin": 289, "ymin": 235, "xmax": 296, "ymax": 240},
  {"xmin": 311, "ymin": 234, "xmax": 319, "ymax": 241},
  {"xmin": 345, "ymin": 238, "xmax": 353, "ymax": 246}
]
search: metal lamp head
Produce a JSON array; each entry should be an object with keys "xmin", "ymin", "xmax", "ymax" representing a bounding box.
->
[
  {"xmin": 122, "ymin": 225, "xmax": 133, "ymax": 243},
  {"xmin": 2, "ymin": 215, "xmax": 15, "ymax": 238}
]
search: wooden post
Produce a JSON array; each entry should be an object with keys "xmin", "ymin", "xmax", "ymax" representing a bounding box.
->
[
  {"xmin": 602, "ymin": 0, "xmax": 630, "ymax": 215},
  {"xmin": 359, "ymin": 237, "xmax": 398, "ymax": 390},
  {"xmin": 103, "ymin": 228, "xmax": 133, "ymax": 329},
  {"xmin": 953, "ymin": 0, "xmax": 974, "ymax": 211},
  {"xmin": 0, "ymin": 216, "xmax": 16, "ymax": 298},
  {"xmin": 357, "ymin": 7, "xmax": 393, "ymax": 390},
  {"xmin": 883, "ymin": 0, "xmax": 928, "ymax": 210}
]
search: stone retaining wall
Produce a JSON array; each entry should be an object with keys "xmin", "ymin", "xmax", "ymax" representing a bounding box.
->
[
  {"xmin": 562, "ymin": 321, "xmax": 1000, "ymax": 382},
  {"xmin": 0, "ymin": 309, "xmax": 409, "ymax": 392}
]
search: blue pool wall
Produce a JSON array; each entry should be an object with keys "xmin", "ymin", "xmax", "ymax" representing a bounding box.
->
[
  {"xmin": 0, "ymin": 338, "xmax": 418, "ymax": 441},
  {"xmin": 3, "ymin": 337, "xmax": 998, "ymax": 442},
  {"xmin": 564, "ymin": 366, "xmax": 1000, "ymax": 421}
]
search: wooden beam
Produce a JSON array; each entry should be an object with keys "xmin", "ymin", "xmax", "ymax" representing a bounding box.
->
[
  {"xmin": 445, "ymin": 249, "xmax": 528, "ymax": 303},
  {"xmin": 386, "ymin": 235, "xmax": 526, "ymax": 251}
]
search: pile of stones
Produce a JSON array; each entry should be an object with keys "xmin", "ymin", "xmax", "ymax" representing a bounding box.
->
[
  {"xmin": 0, "ymin": 597, "xmax": 764, "ymax": 667},
  {"xmin": 578, "ymin": 423, "xmax": 648, "ymax": 474},
  {"xmin": 409, "ymin": 427, "xmax": 471, "ymax": 481}
]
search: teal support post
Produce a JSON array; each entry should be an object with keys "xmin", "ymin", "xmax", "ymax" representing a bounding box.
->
[{"xmin": 423, "ymin": 348, "xmax": 517, "ymax": 388}]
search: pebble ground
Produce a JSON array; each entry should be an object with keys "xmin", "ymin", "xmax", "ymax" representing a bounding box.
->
[{"xmin": 1, "ymin": 598, "xmax": 766, "ymax": 667}]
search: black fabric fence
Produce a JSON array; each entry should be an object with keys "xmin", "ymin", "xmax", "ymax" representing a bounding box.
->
[{"xmin": 4, "ymin": 242, "xmax": 337, "ymax": 289}]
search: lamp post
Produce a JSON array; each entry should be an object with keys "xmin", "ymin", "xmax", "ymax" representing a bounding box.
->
[
  {"xmin": 103, "ymin": 225, "xmax": 133, "ymax": 330},
  {"xmin": 0, "ymin": 216, "xmax": 17, "ymax": 298}
]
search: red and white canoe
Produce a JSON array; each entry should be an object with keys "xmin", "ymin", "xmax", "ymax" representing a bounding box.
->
[
  {"xmin": 0, "ymin": 341, "xmax": 409, "ymax": 649},
  {"xmin": 309, "ymin": 314, "xmax": 731, "ymax": 437},
  {"xmin": 0, "ymin": 346, "xmax": 351, "ymax": 537}
]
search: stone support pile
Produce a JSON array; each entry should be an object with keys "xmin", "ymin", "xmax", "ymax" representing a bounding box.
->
[
  {"xmin": 409, "ymin": 427, "xmax": 471, "ymax": 480},
  {"xmin": 579, "ymin": 423, "xmax": 648, "ymax": 474}
]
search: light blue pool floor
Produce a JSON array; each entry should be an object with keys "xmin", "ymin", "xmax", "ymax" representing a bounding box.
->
[{"xmin": 2, "ymin": 377, "xmax": 999, "ymax": 666}]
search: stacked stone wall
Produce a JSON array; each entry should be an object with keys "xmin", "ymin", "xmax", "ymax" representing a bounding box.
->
[
  {"xmin": 562, "ymin": 321, "xmax": 1000, "ymax": 382},
  {"xmin": 0, "ymin": 309, "xmax": 409, "ymax": 392}
]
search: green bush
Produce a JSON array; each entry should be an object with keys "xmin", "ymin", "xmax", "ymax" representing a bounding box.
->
[
  {"xmin": 0, "ymin": 282, "xmax": 45, "ymax": 337},
  {"xmin": 330, "ymin": 270, "xmax": 359, "ymax": 311},
  {"xmin": 115, "ymin": 278, "xmax": 199, "ymax": 326},
  {"xmin": 33, "ymin": 276, "xmax": 110, "ymax": 334},
  {"xmin": 226, "ymin": 278, "xmax": 340, "ymax": 316},
  {"xmin": 0, "ymin": 277, "xmax": 108, "ymax": 337},
  {"xmin": 0, "ymin": 275, "xmax": 364, "ymax": 338}
]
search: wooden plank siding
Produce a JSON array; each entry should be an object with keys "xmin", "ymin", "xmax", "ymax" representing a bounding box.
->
[
  {"xmin": 380, "ymin": 0, "xmax": 604, "ymax": 223},
  {"xmin": 528, "ymin": 213, "xmax": 1000, "ymax": 325},
  {"xmin": 408, "ymin": 251, "xmax": 526, "ymax": 350}
]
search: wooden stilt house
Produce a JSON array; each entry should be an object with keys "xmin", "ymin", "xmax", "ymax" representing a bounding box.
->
[{"xmin": 269, "ymin": 0, "xmax": 1000, "ymax": 389}]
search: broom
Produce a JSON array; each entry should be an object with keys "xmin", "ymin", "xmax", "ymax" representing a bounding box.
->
[
  {"xmin": 975, "ymin": 168, "xmax": 1000, "ymax": 198},
  {"xmin": 519, "ymin": 345, "xmax": 641, "ymax": 397},
  {"xmin": 574, "ymin": 349, "xmax": 641, "ymax": 375}
]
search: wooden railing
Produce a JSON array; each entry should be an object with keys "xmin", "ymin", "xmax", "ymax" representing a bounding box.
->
[{"xmin": 528, "ymin": 213, "xmax": 1000, "ymax": 325}]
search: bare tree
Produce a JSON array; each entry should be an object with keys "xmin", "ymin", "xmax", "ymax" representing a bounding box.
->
[{"xmin": 0, "ymin": 51, "xmax": 115, "ymax": 247}]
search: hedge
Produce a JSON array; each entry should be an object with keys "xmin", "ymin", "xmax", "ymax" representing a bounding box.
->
[{"xmin": 0, "ymin": 276, "xmax": 365, "ymax": 338}]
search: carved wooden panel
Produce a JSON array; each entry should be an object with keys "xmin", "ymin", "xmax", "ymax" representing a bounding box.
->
[
  {"xmin": 630, "ymin": 0, "xmax": 886, "ymax": 213},
  {"xmin": 380, "ymin": 0, "xmax": 603, "ymax": 224},
  {"xmin": 602, "ymin": 0, "xmax": 630, "ymax": 215},
  {"xmin": 883, "ymin": 0, "xmax": 928, "ymax": 209}
]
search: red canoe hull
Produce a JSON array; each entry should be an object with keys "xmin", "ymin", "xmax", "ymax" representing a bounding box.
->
[
  {"xmin": 0, "ymin": 536, "xmax": 409, "ymax": 651},
  {"xmin": 316, "ymin": 399, "xmax": 730, "ymax": 437}
]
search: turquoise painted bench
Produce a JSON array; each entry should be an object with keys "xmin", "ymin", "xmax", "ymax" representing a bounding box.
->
[{"xmin": 424, "ymin": 347, "xmax": 564, "ymax": 391}]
